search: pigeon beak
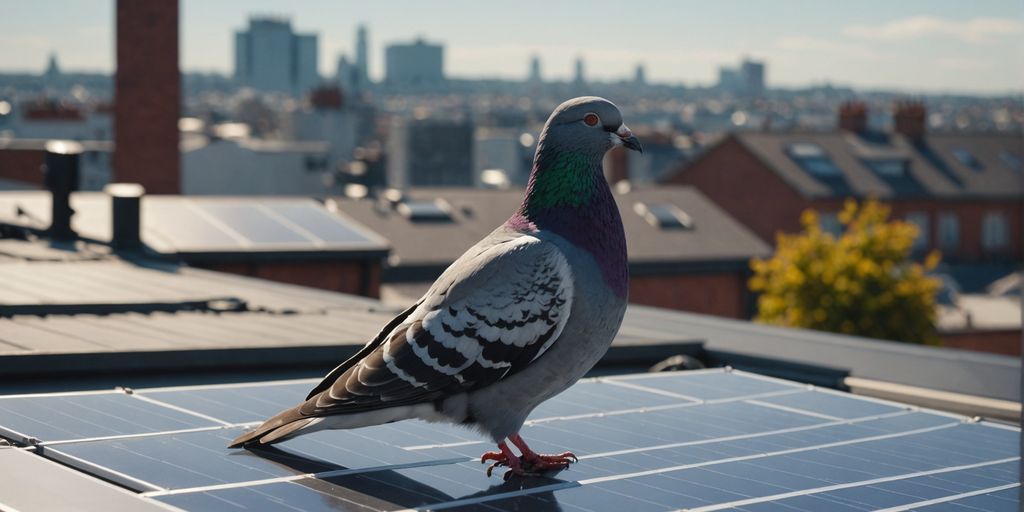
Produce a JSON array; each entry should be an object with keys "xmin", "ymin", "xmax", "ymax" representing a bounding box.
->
[{"xmin": 615, "ymin": 124, "xmax": 643, "ymax": 153}]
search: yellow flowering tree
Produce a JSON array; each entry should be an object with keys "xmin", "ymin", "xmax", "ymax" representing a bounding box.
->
[{"xmin": 749, "ymin": 199, "xmax": 942, "ymax": 344}]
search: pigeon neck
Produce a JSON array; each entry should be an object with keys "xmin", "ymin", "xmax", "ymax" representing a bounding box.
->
[{"xmin": 508, "ymin": 145, "xmax": 628, "ymax": 298}]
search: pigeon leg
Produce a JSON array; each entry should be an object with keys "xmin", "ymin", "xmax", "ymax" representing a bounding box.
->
[
  {"xmin": 509, "ymin": 433, "xmax": 577, "ymax": 472},
  {"xmin": 480, "ymin": 441, "xmax": 526, "ymax": 478}
]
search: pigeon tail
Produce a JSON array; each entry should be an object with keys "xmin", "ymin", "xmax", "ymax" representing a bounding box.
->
[
  {"xmin": 228, "ymin": 402, "xmax": 441, "ymax": 448},
  {"xmin": 228, "ymin": 405, "xmax": 313, "ymax": 448}
]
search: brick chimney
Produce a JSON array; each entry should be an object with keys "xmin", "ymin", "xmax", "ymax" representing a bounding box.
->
[
  {"xmin": 310, "ymin": 86, "xmax": 344, "ymax": 110},
  {"xmin": 893, "ymin": 100, "xmax": 926, "ymax": 141},
  {"xmin": 838, "ymin": 101, "xmax": 867, "ymax": 134},
  {"xmin": 114, "ymin": 0, "xmax": 180, "ymax": 194}
]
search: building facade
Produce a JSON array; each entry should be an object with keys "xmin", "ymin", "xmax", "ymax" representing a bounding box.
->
[{"xmin": 234, "ymin": 17, "xmax": 319, "ymax": 95}]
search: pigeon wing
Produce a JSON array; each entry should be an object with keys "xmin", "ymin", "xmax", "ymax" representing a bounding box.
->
[{"xmin": 304, "ymin": 234, "xmax": 574, "ymax": 417}]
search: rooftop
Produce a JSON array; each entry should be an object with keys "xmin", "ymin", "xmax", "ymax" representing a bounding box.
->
[
  {"xmin": 706, "ymin": 131, "xmax": 1023, "ymax": 200},
  {"xmin": 329, "ymin": 185, "xmax": 771, "ymax": 282}
]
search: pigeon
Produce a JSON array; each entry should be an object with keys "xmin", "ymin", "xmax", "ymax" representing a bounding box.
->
[{"xmin": 229, "ymin": 96, "xmax": 642, "ymax": 478}]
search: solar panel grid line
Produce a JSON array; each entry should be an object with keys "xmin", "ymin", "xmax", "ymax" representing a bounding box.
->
[
  {"xmin": 134, "ymin": 409, "xmax": 958, "ymax": 505},
  {"xmin": 600, "ymin": 379, "xmax": 705, "ymax": 402},
  {"xmin": 601, "ymin": 367, "xmax": 763, "ymax": 381},
  {"xmin": 575, "ymin": 409, "xmax": 915, "ymax": 461},
  {"xmin": 401, "ymin": 440, "xmax": 485, "ymax": 451},
  {"xmin": 0, "ymin": 388, "xmax": 121, "ymax": 400},
  {"xmin": 731, "ymin": 368, "xmax": 986, "ymax": 422},
  {"xmin": 41, "ymin": 445, "xmax": 167, "ymax": 493},
  {"xmin": 391, "ymin": 482, "xmax": 578, "ymax": 512},
  {"xmin": 126, "ymin": 394, "xmax": 237, "ymax": 427},
  {"xmin": 417, "ymin": 420, "xmax": 968, "ymax": 510},
  {"xmin": 184, "ymin": 200, "xmax": 252, "ymax": 248},
  {"xmin": 140, "ymin": 457, "xmax": 475, "ymax": 498},
  {"xmin": 874, "ymin": 482, "xmax": 1022, "ymax": 512},
  {"xmin": 742, "ymin": 399, "xmax": 844, "ymax": 421},
  {"xmin": 523, "ymin": 387, "xmax": 808, "ymax": 426},
  {"xmin": 681, "ymin": 456, "xmax": 1021, "ymax": 512},
  {"xmin": 133, "ymin": 378, "xmax": 320, "ymax": 394},
  {"xmin": 37, "ymin": 424, "xmax": 243, "ymax": 447},
  {"xmin": 255, "ymin": 203, "xmax": 324, "ymax": 247}
]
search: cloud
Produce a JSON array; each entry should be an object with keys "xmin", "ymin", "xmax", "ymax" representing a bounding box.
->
[{"xmin": 843, "ymin": 16, "xmax": 1024, "ymax": 44}]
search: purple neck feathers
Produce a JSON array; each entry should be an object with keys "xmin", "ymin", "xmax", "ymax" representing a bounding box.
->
[{"xmin": 506, "ymin": 148, "xmax": 628, "ymax": 298}]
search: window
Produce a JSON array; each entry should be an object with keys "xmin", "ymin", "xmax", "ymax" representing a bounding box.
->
[
  {"xmin": 951, "ymin": 148, "xmax": 983, "ymax": 171},
  {"xmin": 905, "ymin": 212, "xmax": 929, "ymax": 251},
  {"xmin": 819, "ymin": 213, "xmax": 842, "ymax": 236},
  {"xmin": 982, "ymin": 212, "xmax": 1009, "ymax": 250},
  {"xmin": 937, "ymin": 212, "xmax": 959, "ymax": 251},
  {"xmin": 634, "ymin": 202, "xmax": 694, "ymax": 230}
]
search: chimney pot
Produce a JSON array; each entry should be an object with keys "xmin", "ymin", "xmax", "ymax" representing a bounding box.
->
[
  {"xmin": 42, "ymin": 140, "xmax": 82, "ymax": 240},
  {"xmin": 104, "ymin": 183, "xmax": 145, "ymax": 250},
  {"xmin": 838, "ymin": 101, "xmax": 868, "ymax": 134},
  {"xmin": 893, "ymin": 100, "xmax": 927, "ymax": 141}
]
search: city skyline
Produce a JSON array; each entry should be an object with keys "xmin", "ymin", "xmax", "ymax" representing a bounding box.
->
[{"xmin": 1, "ymin": 0, "xmax": 1022, "ymax": 94}]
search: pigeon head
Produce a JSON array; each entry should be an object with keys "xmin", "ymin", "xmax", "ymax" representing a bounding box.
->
[
  {"xmin": 516, "ymin": 97, "xmax": 642, "ymax": 221},
  {"xmin": 540, "ymin": 96, "xmax": 642, "ymax": 157}
]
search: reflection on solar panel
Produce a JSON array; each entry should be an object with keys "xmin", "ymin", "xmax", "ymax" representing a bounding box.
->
[{"xmin": 1, "ymin": 369, "xmax": 1018, "ymax": 511}]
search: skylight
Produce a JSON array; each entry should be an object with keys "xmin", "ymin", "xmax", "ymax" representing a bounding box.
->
[
  {"xmin": 634, "ymin": 202, "xmax": 694, "ymax": 230},
  {"xmin": 861, "ymin": 159, "xmax": 927, "ymax": 196},
  {"xmin": 999, "ymin": 151, "xmax": 1021, "ymax": 172},
  {"xmin": 863, "ymin": 159, "xmax": 908, "ymax": 177},
  {"xmin": 396, "ymin": 199, "xmax": 453, "ymax": 222},
  {"xmin": 786, "ymin": 143, "xmax": 842, "ymax": 177},
  {"xmin": 951, "ymin": 148, "xmax": 983, "ymax": 171}
]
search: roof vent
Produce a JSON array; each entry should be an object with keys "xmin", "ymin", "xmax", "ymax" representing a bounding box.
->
[
  {"xmin": 634, "ymin": 202, "xmax": 693, "ymax": 230},
  {"xmin": 397, "ymin": 199, "xmax": 453, "ymax": 222}
]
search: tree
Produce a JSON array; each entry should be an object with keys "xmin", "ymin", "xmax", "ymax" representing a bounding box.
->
[{"xmin": 749, "ymin": 199, "xmax": 941, "ymax": 344}]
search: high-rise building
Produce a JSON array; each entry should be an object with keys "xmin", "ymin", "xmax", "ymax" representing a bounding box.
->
[
  {"xmin": 385, "ymin": 39, "xmax": 444, "ymax": 88},
  {"xmin": 528, "ymin": 55, "xmax": 542, "ymax": 83},
  {"xmin": 740, "ymin": 59, "xmax": 765, "ymax": 97},
  {"xmin": 355, "ymin": 24, "xmax": 369, "ymax": 89},
  {"xmin": 634, "ymin": 63, "xmax": 646, "ymax": 85},
  {"xmin": 387, "ymin": 117, "xmax": 473, "ymax": 188},
  {"xmin": 234, "ymin": 17, "xmax": 319, "ymax": 94},
  {"xmin": 336, "ymin": 54, "xmax": 355, "ymax": 90},
  {"xmin": 114, "ymin": 0, "xmax": 180, "ymax": 193},
  {"xmin": 573, "ymin": 57, "xmax": 585, "ymax": 84}
]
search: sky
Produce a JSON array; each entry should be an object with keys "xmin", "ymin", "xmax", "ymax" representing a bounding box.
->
[{"xmin": 1, "ymin": 0, "xmax": 1022, "ymax": 94}]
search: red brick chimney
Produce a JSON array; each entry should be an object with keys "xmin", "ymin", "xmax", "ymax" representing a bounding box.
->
[
  {"xmin": 838, "ymin": 101, "xmax": 867, "ymax": 134},
  {"xmin": 114, "ymin": 0, "xmax": 180, "ymax": 194},
  {"xmin": 893, "ymin": 100, "xmax": 926, "ymax": 141},
  {"xmin": 310, "ymin": 86, "xmax": 344, "ymax": 110}
]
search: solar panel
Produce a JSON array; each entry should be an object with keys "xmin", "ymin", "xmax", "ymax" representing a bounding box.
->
[
  {"xmin": 197, "ymin": 203, "xmax": 312, "ymax": 245},
  {"xmin": 0, "ymin": 369, "xmax": 1018, "ymax": 512},
  {"xmin": 265, "ymin": 202, "xmax": 378, "ymax": 245}
]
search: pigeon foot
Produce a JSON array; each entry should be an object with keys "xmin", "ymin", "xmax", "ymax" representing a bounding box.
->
[
  {"xmin": 479, "ymin": 434, "xmax": 578, "ymax": 479},
  {"xmin": 510, "ymin": 433, "xmax": 577, "ymax": 472}
]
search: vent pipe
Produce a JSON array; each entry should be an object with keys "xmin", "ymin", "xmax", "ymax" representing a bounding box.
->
[
  {"xmin": 42, "ymin": 140, "xmax": 83, "ymax": 241},
  {"xmin": 104, "ymin": 183, "xmax": 145, "ymax": 250}
]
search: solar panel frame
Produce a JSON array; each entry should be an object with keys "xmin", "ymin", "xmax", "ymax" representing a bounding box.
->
[{"xmin": 0, "ymin": 369, "xmax": 1017, "ymax": 512}]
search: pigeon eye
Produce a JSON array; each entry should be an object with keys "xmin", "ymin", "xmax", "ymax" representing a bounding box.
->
[{"xmin": 583, "ymin": 113, "xmax": 600, "ymax": 127}]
